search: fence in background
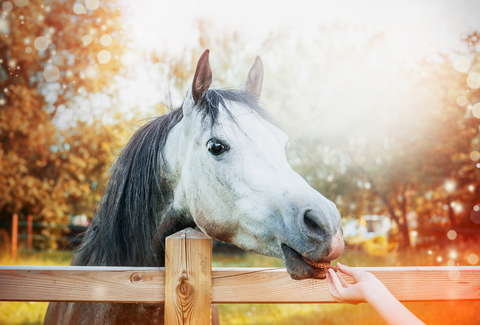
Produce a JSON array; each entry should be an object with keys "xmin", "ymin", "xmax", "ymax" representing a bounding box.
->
[
  {"xmin": 1, "ymin": 228, "xmax": 480, "ymax": 324},
  {"xmin": 9, "ymin": 213, "xmax": 86, "ymax": 262}
]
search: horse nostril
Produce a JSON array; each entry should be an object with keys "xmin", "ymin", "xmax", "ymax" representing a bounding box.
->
[{"xmin": 303, "ymin": 210, "xmax": 325, "ymax": 237}]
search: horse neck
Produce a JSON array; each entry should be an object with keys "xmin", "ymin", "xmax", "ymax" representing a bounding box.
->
[{"xmin": 74, "ymin": 116, "xmax": 195, "ymax": 268}]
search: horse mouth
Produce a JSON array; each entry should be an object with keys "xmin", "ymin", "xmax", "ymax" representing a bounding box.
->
[{"xmin": 281, "ymin": 244, "xmax": 337, "ymax": 280}]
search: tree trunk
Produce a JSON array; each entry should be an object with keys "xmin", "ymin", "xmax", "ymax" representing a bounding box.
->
[
  {"xmin": 399, "ymin": 191, "xmax": 411, "ymax": 249},
  {"xmin": 447, "ymin": 196, "xmax": 455, "ymax": 226}
]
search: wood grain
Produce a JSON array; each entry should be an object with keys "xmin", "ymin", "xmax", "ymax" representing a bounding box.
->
[
  {"xmin": 0, "ymin": 266, "xmax": 165, "ymax": 303},
  {"xmin": 165, "ymin": 228, "xmax": 212, "ymax": 325},
  {"xmin": 1, "ymin": 265, "xmax": 479, "ymax": 304},
  {"xmin": 212, "ymin": 266, "xmax": 480, "ymax": 303}
]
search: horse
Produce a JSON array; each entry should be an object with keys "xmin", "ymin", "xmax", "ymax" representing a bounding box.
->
[{"xmin": 44, "ymin": 50, "xmax": 344, "ymax": 325}]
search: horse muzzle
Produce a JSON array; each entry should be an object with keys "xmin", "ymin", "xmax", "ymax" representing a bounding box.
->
[{"xmin": 281, "ymin": 227, "xmax": 344, "ymax": 280}]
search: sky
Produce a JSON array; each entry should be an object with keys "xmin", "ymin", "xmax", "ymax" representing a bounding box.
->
[
  {"xmin": 125, "ymin": 0, "xmax": 480, "ymax": 60},
  {"xmin": 113, "ymin": 0, "xmax": 480, "ymax": 115}
]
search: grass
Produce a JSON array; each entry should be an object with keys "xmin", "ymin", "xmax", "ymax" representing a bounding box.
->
[
  {"xmin": 1, "ymin": 244, "xmax": 479, "ymax": 325},
  {"xmin": 0, "ymin": 250, "xmax": 72, "ymax": 325}
]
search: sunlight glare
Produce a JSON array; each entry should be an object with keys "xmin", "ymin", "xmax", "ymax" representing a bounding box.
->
[
  {"xmin": 472, "ymin": 102, "xmax": 480, "ymax": 118},
  {"xmin": 43, "ymin": 66, "xmax": 60, "ymax": 82},
  {"xmin": 73, "ymin": 3, "xmax": 84, "ymax": 15},
  {"xmin": 467, "ymin": 72, "xmax": 480, "ymax": 89},
  {"xmin": 85, "ymin": 0, "xmax": 99, "ymax": 11},
  {"xmin": 97, "ymin": 50, "xmax": 111, "ymax": 64},
  {"xmin": 471, "ymin": 151, "xmax": 480, "ymax": 161},
  {"xmin": 454, "ymin": 55, "xmax": 471, "ymax": 73},
  {"xmin": 447, "ymin": 230, "xmax": 457, "ymax": 240},
  {"xmin": 2, "ymin": 1, "xmax": 12, "ymax": 11},
  {"xmin": 82, "ymin": 35, "xmax": 92, "ymax": 46},
  {"xmin": 444, "ymin": 180, "xmax": 455, "ymax": 192},
  {"xmin": 100, "ymin": 34, "xmax": 112, "ymax": 46},
  {"xmin": 456, "ymin": 95, "xmax": 467, "ymax": 106},
  {"xmin": 34, "ymin": 36, "xmax": 49, "ymax": 51},
  {"xmin": 468, "ymin": 254, "xmax": 479, "ymax": 265}
]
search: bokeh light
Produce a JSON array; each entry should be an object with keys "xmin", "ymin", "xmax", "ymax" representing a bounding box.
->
[
  {"xmin": 454, "ymin": 55, "xmax": 471, "ymax": 73},
  {"xmin": 25, "ymin": 47, "xmax": 31, "ymax": 53},
  {"xmin": 43, "ymin": 66, "xmax": 60, "ymax": 82},
  {"xmin": 468, "ymin": 184, "xmax": 475, "ymax": 192},
  {"xmin": 447, "ymin": 230, "xmax": 457, "ymax": 240},
  {"xmin": 471, "ymin": 150, "xmax": 480, "ymax": 161},
  {"xmin": 472, "ymin": 102, "xmax": 480, "ymax": 119},
  {"xmin": 82, "ymin": 35, "xmax": 92, "ymax": 46},
  {"xmin": 97, "ymin": 50, "xmax": 111, "ymax": 64},
  {"xmin": 447, "ymin": 259, "xmax": 455, "ymax": 266},
  {"xmin": 73, "ymin": 3, "xmax": 84, "ymax": 15},
  {"xmin": 13, "ymin": 0, "xmax": 28, "ymax": 7},
  {"xmin": 428, "ymin": 250, "xmax": 432, "ymax": 255},
  {"xmin": 100, "ymin": 34, "xmax": 112, "ymax": 46},
  {"xmin": 436, "ymin": 256, "xmax": 443, "ymax": 262},
  {"xmin": 444, "ymin": 180, "xmax": 455, "ymax": 192},
  {"xmin": 2, "ymin": 1, "xmax": 13, "ymax": 11},
  {"xmin": 85, "ymin": 0, "xmax": 99, "ymax": 10},
  {"xmin": 467, "ymin": 72, "xmax": 480, "ymax": 89},
  {"xmin": 468, "ymin": 254, "xmax": 479, "ymax": 265},
  {"xmin": 471, "ymin": 206, "xmax": 480, "ymax": 224},
  {"xmin": 456, "ymin": 95, "xmax": 467, "ymax": 106},
  {"xmin": 449, "ymin": 251, "xmax": 457, "ymax": 259},
  {"xmin": 34, "ymin": 36, "xmax": 49, "ymax": 51}
]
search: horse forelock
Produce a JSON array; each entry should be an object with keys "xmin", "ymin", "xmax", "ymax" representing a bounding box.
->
[{"xmin": 73, "ymin": 89, "xmax": 279, "ymax": 268}]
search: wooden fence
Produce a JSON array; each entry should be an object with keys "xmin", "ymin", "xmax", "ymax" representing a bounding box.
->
[{"xmin": 1, "ymin": 228, "xmax": 480, "ymax": 324}]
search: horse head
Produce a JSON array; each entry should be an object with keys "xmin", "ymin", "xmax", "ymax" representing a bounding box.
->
[{"xmin": 166, "ymin": 50, "xmax": 344, "ymax": 280}]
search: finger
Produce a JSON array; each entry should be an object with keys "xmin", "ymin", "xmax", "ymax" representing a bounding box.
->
[
  {"xmin": 326, "ymin": 272, "xmax": 338, "ymax": 295},
  {"xmin": 337, "ymin": 271, "xmax": 349, "ymax": 287},
  {"xmin": 329, "ymin": 269, "xmax": 344, "ymax": 295},
  {"xmin": 337, "ymin": 262, "xmax": 356, "ymax": 277},
  {"xmin": 326, "ymin": 273, "xmax": 344, "ymax": 302}
]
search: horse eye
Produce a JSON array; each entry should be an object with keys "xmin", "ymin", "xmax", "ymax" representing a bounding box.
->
[{"xmin": 207, "ymin": 139, "xmax": 229, "ymax": 156}]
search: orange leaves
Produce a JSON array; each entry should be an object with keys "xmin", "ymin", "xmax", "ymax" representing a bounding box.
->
[{"xmin": 0, "ymin": 0, "xmax": 130, "ymax": 227}]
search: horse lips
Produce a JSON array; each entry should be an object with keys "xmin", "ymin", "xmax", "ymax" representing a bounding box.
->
[{"xmin": 302, "ymin": 256, "xmax": 338, "ymax": 278}]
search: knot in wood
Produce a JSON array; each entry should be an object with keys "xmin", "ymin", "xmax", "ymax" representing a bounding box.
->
[
  {"xmin": 176, "ymin": 273, "xmax": 192, "ymax": 299},
  {"xmin": 130, "ymin": 273, "xmax": 143, "ymax": 283}
]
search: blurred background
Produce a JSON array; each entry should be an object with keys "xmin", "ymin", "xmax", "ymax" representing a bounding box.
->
[{"xmin": 1, "ymin": 0, "xmax": 480, "ymax": 324}]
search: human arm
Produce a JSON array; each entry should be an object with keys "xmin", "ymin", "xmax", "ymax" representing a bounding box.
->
[{"xmin": 326, "ymin": 263, "xmax": 425, "ymax": 325}]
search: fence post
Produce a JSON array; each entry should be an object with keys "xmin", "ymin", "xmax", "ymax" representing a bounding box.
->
[
  {"xmin": 165, "ymin": 228, "xmax": 212, "ymax": 325},
  {"xmin": 27, "ymin": 215, "xmax": 33, "ymax": 250},
  {"xmin": 11, "ymin": 213, "xmax": 18, "ymax": 262}
]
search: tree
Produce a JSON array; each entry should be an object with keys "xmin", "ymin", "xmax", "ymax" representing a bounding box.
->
[{"xmin": 0, "ymin": 0, "xmax": 127, "ymax": 236}]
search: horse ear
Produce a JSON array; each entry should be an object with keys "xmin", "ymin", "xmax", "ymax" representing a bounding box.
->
[
  {"xmin": 239, "ymin": 56, "xmax": 263, "ymax": 97},
  {"xmin": 191, "ymin": 49, "xmax": 212, "ymax": 104}
]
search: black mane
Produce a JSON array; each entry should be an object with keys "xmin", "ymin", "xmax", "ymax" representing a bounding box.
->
[{"xmin": 73, "ymin": 89, "xmax": 277, "ymax": 267}]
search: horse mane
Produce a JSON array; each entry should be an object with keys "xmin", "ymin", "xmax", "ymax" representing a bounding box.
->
[{"xmin": 73, "ymin": 89, "xmax": 278, "ymax": 267}]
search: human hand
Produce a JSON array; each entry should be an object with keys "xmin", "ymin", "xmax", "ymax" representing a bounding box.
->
[{"xmin": 326, "ymin": 262, "xmax": 383, "ymax": 304}]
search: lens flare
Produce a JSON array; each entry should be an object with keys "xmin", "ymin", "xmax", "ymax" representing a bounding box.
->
[
  {"xmin": 467, "ymin": 72, "xmax": 480, "ymax": 89},
  {"xmin": 447, "ymin": 230, "xmax": 457, "ymax": 240},
  {"xmin": 456, "ymin": 96, "xmax": 467, "ymax": 106},
  {"xmin": 454, "ymin": 56, "xmax": 471, "ymax": 73},
  {"xmin": 468, "ymin": 254, "xmax": 479, "ymax": 265}
]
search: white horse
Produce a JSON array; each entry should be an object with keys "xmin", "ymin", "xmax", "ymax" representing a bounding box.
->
[{"xmin": 44, "ymin": 50, "xmax": 344, "ymax": 325}]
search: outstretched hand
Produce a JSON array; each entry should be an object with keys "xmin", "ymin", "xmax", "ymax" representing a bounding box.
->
[
  {"xmin": 326, "ymin": 263, "xmax": 426, "ymax": 325},
  {"xmin": 326, "ymin": 262, "xmax": 381, "ymax": 304}
]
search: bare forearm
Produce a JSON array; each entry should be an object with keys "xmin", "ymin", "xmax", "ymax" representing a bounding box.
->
[{"xmin": 365, "ymin": 281, "xmax": 425, "ymax": 325}]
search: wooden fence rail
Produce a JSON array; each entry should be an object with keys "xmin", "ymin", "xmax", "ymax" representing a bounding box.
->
[{"xmin": 1, "ymin": 228, "xmax": 480, "ymax": 324}]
